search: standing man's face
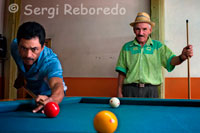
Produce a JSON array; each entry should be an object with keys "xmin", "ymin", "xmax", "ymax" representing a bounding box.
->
[
  {"xmin": 18, "ymin": 37, "xmax": 44, "ymax": 66},
  {"xmin": 134, "ymin": 23, "xmax": 152, "ymax": 46}
]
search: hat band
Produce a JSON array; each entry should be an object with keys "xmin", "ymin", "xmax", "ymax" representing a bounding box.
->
[{"xmin": 137, "ymin": 15, "xmax": 150, "ymax": 20}]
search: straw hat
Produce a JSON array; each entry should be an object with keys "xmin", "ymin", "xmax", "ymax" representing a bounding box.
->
[{"xmin": 130, "ymin": 12, "xmax": 155, "ymax": 27}]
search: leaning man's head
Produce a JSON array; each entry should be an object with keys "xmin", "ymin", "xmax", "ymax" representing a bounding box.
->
[{"xmin": 17, "ymin": 22, "xmax": 46, "ymax": 66}]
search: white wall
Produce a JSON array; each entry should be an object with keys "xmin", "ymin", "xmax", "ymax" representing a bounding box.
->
[
  {"xmin": 165, "ymin": 0, "xmax": 200, "ymax": 77},
  {"xmin": 20, "ymin": 0, "xmax": 150, "ymax": 77}
]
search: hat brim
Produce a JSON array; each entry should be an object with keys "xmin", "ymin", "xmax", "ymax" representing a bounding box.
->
[{"xmin": 130, "ymin": 21, "xmax": 155, "ymax": 27}]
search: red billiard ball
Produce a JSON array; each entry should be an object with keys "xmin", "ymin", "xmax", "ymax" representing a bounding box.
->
[{"xmin": 44, "ymin": 102, "xmax": 60, "ymax": 118}]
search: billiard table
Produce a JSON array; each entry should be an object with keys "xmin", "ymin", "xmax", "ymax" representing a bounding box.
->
[{"xmin": 0, "ymin": 97, "xmax": 200, "ymax": 132}]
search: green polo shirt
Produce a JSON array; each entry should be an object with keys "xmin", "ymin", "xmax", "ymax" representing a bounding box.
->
[{"xmin": 116, "ymin": 37, "xmax": 176, "ymax": 85}]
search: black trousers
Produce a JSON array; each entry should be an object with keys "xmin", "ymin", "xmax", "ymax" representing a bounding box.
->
[{"xmin": 122, "ymin": 84, "xmax": 159, "ymax": 98}]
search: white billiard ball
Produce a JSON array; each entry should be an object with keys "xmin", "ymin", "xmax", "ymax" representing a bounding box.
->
[{"xmin": 109, "ymin": 97, "xmax": 120, "ymax": 108}]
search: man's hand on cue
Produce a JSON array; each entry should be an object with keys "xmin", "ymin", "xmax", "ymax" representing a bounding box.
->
[{"xmin": 32, "ymin": 95, "xmax": 53, "ymax": 113}]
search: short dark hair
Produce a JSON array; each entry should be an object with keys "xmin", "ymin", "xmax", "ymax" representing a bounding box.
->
[{"xmin": 17, "ymin": 21, "xmax": 46, "ymax": 47}]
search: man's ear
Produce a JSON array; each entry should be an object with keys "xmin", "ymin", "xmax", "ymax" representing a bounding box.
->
[
  {"xmin": 133, "ymin": 27, "xmax": 136, "ymax": 34},
  {"xmin": 41, "ymin": 44, "xmax": 45, "ymax": 50},
  {"xmin": 149, "ymin": 27, "xmax": 152, "ymax": 34}
]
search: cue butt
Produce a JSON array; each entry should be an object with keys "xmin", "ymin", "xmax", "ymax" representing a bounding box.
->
[{"xmin": 186, "ymin": 20, "xmax": 189, "ymax": 46}]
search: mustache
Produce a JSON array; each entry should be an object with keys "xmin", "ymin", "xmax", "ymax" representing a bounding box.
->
[
  {"xmin": 23, "ymin": 57, "xmax": 34, "ymax": 61},
  {"xmin": 138, "ymin": 35, "xmax": 144, "ymax": 37}
]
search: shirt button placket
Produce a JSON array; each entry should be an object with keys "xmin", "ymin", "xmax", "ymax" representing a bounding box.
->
[{"xmin": 139, "ymin": 48, "xmax": 143, "ymax": 81}]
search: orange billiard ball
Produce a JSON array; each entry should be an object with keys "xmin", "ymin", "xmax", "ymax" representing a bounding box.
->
[
  {"xmin": 44, "ymin": 102, "xmax": 60, "ymax": 118},
  {"xmin": 93, "ymin": 110, "xmax": 118, "ymax": 133}
]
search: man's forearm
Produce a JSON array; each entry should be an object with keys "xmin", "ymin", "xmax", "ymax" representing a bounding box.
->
[
  {"xmin": 170, "ymin": 55, "xmax": 184, "ymax": 66},
  {"xmin": 117, "ymin": 72, "xmax": 126, "ymax": 97},
  {"xmin": 51, "ymin": 83, "xmax": 64, "ymax": 104},
  {"xmin": 171, "ymin": 45, "xmax": 193, "ymax": 66},
  {"xmin": 49, "ymin": 77, "xmax": 65, "ymax": 104},
  {"xmin": 171, "ymin": 55, "xmax": 186, "ymax": 66}
]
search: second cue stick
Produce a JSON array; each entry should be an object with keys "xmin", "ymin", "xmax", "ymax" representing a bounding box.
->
[{"xmin": 186, "ymin": 20, "xmax": 191, "ymax": 99}]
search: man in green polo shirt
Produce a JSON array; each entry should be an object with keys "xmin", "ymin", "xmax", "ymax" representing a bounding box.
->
[{"xmin": 116, "ymin": 12, "xmax": 193, "ymax": 98}]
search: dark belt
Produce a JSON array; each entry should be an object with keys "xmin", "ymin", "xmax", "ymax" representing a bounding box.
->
[{"xmin": 126, "ymin": 83, "xmax": 156, "ymax": 88}]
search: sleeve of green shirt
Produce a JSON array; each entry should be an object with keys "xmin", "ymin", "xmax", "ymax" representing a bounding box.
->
[
  {"xmin": 159, "ymin": 43, "xmax": 176, "ymax": 72},
  {"xmin": 116, "ymin": 45, "xmax": 127, "ymax": 74}
]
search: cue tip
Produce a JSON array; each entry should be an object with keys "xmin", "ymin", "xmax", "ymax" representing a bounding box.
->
[{"xmin": 186, "ymin": 20, "xmax": 189, "ymax": 23}]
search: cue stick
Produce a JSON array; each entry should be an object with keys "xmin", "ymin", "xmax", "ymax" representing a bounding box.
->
[
  {"xmin": 186, "ymin": 20, "xmax": 191, "ymax": 99},
  {"xmin": 24, "ymin": 88, "xmax": 44, "ymax": 105},
  {"xmin": 23, "ymin": 79, "xmax": 44, "ymax": 105}
]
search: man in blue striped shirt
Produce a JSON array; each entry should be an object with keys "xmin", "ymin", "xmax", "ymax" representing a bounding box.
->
[{"xmin": 11, "ymin": 22, "xmax": 67, "ymax": 113}]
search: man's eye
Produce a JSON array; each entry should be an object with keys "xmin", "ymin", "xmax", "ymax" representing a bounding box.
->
[
  {"xmin": 31, "ymin": 48, "xmax": 37, "ymax": 52},
  {"xmin": 21, "ymin": 46, "xmax": 26, "ymax": 50}
]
